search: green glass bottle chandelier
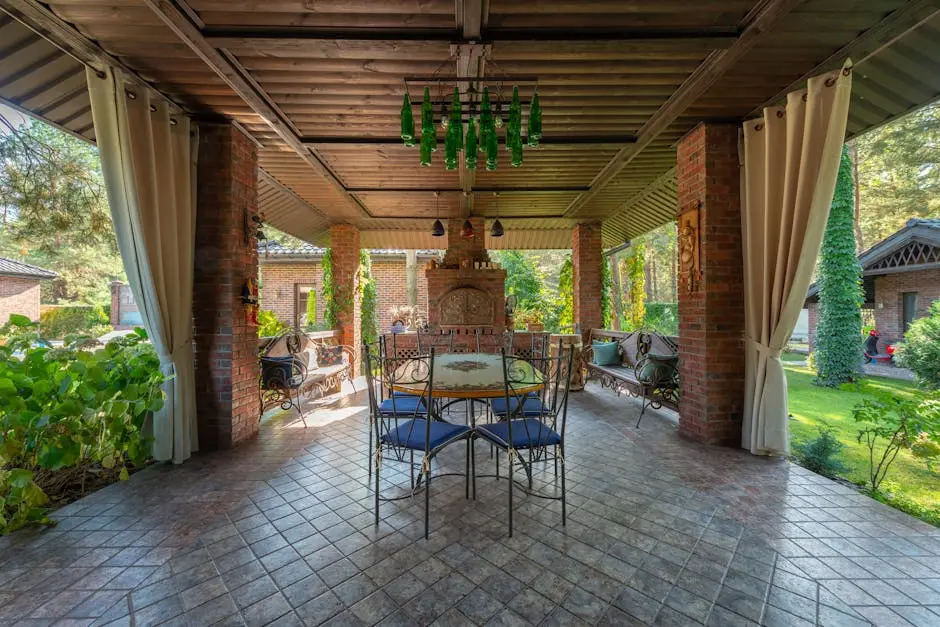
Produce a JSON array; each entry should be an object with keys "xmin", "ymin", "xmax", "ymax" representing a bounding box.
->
[{"xmin": 400, "ymin": 80, "xmax": 541, "ymax": 171}]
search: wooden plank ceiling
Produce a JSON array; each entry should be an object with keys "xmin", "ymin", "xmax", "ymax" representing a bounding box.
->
[{"xmin": 2, "ymin": 0, "xmax": 939, "ymax": 248}]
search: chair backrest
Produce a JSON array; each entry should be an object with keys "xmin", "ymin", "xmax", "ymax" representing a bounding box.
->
[
  {"xmin": 364, "ymin": 343, "xmax": 437, "ymax": 453},
  {"xmin": 417, "ymin": 329, "xmax": 455, "ymax": 354},
  {"xmin": 500, "ymin": 345, "xmax": 574, "ymax": 442},
  {"xmin": 474, "ymin": 328, "xmax": 509, "ymax": 353}
]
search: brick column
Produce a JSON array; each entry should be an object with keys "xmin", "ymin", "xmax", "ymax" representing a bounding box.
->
[
  {"xmin": 192, "ymin": 123, "xmax": 260, "ymax": 450},
  {"xmin": 676, "ymin": 122, "xmax": 745, "ymax": 446},
  {"xmin": 330, "ymin": 224, "xmax": 361, "ymax": 374},
  {"xmin": 572, "ymin": 223, "xmax": 603, "ymax": 339}
]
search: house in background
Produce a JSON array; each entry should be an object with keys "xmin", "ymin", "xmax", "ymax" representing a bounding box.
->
[
  {"xmin": 0, "ymin": 258, "xmax": 56, "ymax": 323},
  {"xmin": 806, "ymin": 218, "xmax": 940, "ymax": 349},
  {"xmin": 259, "ymin": 243, "xmax": 440, "ymax": 331}
]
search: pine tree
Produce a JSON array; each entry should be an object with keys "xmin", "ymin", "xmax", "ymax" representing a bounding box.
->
[{"xmin": 815, "ymin": 145, "xmax": 864, "ymax": 387}]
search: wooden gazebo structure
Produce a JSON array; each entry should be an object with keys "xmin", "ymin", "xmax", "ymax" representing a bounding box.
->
[{"xmin": 2, "ymin": 0, "xmax": 939, "ymax": 455}]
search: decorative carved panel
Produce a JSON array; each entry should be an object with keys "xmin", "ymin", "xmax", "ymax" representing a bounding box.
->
[
  {"xmin": 439, "ymin": 288, "xmax": 494, "ymax": 326},
  {"xmin": 678, "ymin": 205, "xmax": 700, "ymax": 294}
]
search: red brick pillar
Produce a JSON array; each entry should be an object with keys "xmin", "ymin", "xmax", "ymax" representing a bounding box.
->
[
  {"xmin": 192, "ymin": 123, "xmax": 260, "ymax": 450},
  {"xmin": 572, "ymin": 223, "xmax": 603, "ymax": 339},
  {"xmin": 676, "ymin": 123, "xmax": 745, "ymax": 446},
  {"xmin": 329, "ymin": 224, "xmax": 361, "ymax": 374}
]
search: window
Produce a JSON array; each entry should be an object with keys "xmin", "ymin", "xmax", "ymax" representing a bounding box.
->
[
  {"xmin": 902, "ymin": 292, "xmax": 918, "ymax": 336},
  {"xmin": 295, "ymin": 283, "xmax": 316, "ymax": 329}
]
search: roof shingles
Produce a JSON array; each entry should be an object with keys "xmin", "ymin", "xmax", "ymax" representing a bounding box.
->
[{"xmin": 0, "ymin": 258, "xmax": 57, "ymax": 280}]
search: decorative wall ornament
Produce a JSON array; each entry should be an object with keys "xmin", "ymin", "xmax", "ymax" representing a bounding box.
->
[
  {"xmin": 439, "ymin": 287, "xmax": 494, "ymax": 326},
  {"xmin": 678, "ymin": 204, "xmax": 701, "ymax": 294}
]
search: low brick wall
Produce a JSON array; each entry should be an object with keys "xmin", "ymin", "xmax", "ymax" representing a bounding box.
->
[{"xmin": 0, "ymin": 276, "xmax": 41, "ymax": 322}]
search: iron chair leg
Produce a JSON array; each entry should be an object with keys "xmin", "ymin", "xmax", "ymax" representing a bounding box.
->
[
  {"xmin": 636, "ymin": 393, "xmax": 650, "ymax": 428},
  {"xmin": 465, "ymin": 438, "xmax": 471, "ymax": 500},
  {"xmin": 294, "ymin": 387, "xmax": 308, "ymax": 428},
  {"xmin": 508, "ymin": 448, "xmax": 514, "ymax": 537},
  {"xmin": 560, "ymin": 443, "xmax": 567, "ymax": 526},
  {"xmin": 424, "ymin": 462, "xmax": 432, "ymax": 540}
]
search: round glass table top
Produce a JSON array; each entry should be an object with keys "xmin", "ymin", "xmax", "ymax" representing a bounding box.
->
[{"xmin": 391, "ymin": 352, "xmax": 543, "ymax": 399}]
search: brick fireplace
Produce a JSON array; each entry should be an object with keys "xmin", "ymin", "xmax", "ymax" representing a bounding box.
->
[{"xmin": 426, "ymin": 217, "xmax": 507, "ymax": 331}]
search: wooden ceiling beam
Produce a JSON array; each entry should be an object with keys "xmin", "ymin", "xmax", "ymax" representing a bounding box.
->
[
  {"xmin": 563, "ymin": 0, "xmax": 806, "ymax": 217},
  {"xmin": 300, "ymin": 135, "xmax": 636, "ymax": 145},
  {"xmin": 258, "ymin": 168, "xmax": 329, "ymax": 220},
  {"xmin": 140, "ymin": 0, "xmax": 372, "ymax": 219},
  {"xmin": 347, "ymin": 187, "xmax": 589, "ymax": 193},
  {"xmin": 202, "ymin": 28, "xmax": 738, "ymax": 45}
]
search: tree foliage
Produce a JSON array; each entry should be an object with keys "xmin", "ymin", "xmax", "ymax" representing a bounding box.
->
[
  {"xmin": 0, "ymin": 117, "xmax": 124, "ymax": 304},
  {"xmin": 625, "ymin": 242, "xmax": 647, "ymax": 330},
  {"xmin": 854, "ymin": 102, "xmax": 940, "ymax": 248},
  {"xmin": 815, "ymin": 145, "xmax": 863, "ymax": 387},
  {"xmin": 555, "ymin": 254, "xmax": 574, "ymax": 332},
  {"xmin": 492, "ymin": 250, "xmax": 544, "ymax": 311},
  {"xmin": 320, "ymin": 249, "xmax": 338, "ymax": 329}
]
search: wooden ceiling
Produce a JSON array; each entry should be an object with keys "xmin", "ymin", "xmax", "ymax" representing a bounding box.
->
[{"xmin": 2, "ymin": 0, "xmax": 939, "ymax": 248}]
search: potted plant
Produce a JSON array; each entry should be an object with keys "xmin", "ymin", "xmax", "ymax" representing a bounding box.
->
[{"xmin": 515, "ymin": 306, "xmax": 544, "ymax": 332}]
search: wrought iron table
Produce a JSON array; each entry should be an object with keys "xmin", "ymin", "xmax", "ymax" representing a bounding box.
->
[{"xmin": 390, "ymin": 352, "xmax": 543, "ymax": 400}]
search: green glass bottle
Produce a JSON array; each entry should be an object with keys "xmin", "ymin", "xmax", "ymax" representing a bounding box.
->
[
  {"xmin": 465, "ymin": 118, "xmax": 478, "ymax": 170},
  {"xmin": 400, "ymin": 92, "xmax": 414, "ymax": 141}
]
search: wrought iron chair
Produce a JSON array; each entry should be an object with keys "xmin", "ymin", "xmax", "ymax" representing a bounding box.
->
[
  {"xmin": 363, "ymin": 345, "xmax": 472, "ymax": 539},
  {"xmin": 259, "ymin": 354, "xmax": 309, "ymax": 427},
  {"xmin": 474, "ymin": 328, "xmax": 509, "ymax": 353},
  {"xmin": 416, "ymin": 329, "xmax": 455, "ymax": 354},
  {"xmin": 475, "ymin": 346, "xmax": 574, "ymax": 536}
]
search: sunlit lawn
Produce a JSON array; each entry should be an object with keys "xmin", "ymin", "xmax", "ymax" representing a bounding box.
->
[{"xmin": 786, "ymin": 365, "xmax": 940, "ymax": 512}]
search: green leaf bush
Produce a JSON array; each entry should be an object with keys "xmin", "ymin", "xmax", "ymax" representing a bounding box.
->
[
  {"xmin": 792, "ymin": 428, "xmax": 847, "ymax": 479},
  {"xmin": 257, "ymin": 309, "xmax": 289, "ymax": 338},
  {"xmin": 895, "ymin": 299, "xmax": 940, "ymax": 389},
  {"xmin": 38, "ymin": 305, "xmax": 109, "ymax": 340},
  {"xmin": 0, "ymin": 316, "xmax": 164, "ymax": 533}
]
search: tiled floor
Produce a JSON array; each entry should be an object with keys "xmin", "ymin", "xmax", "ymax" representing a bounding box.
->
[{"xmin": 1, "ymin": 381, "xmax": 939, "ymax": 627}]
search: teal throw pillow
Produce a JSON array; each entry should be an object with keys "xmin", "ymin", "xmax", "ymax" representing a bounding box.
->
[
  {"xmin": 592, "ymin": 341, "xmax": 620, "ymax": 366},
  {"xmin": 637, "ymin": 353, "xmax": 678, "ymax": 385}
]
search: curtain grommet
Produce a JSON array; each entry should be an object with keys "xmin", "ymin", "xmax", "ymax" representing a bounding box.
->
[
  {"xmin": 776, "ymin": 110, "xmax": 784, "ymax": 118},
  {"xmin": 825, "ymin": 76, "xmax": 837, "ymax": 87},
  {"xmin": 126, "ymin": 90, "xmax": 137, "ymax": 100},
  {"xmin": 802, "ymin": 93, "xmax": 808, "ymax": 103},
  {"xmin": 149, "ymin": 104, "xmax": 157, "ymax": 113},
  {"xmin": 754, "ymin": 123, "xmax": 764, "ymax": 132},
  {"xmin": 170, "ymin": 119, "xmax": 178, "ymax": 126}
]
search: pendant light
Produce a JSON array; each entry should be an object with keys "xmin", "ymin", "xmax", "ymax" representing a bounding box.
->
[
  {"xmin": 431, "ymin": 191, "xmax": 445, "ymax": 237},
  {"xmin": 490, "ymin": 192, "xmax": 504, "ymax": 238}
]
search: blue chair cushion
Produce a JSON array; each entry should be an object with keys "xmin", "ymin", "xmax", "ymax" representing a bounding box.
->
[
  {"xmin": 477, "ymin": 419, "xmax": 561, "ymax": 448},
  {"xmin": 392, "ymin": 391, "xmax": 418, "ymax": 397},
  {"xmin": 379, "ymin": 396, "xmax": 427, "ymax": 414},
  {"xmin": 381, "ymin": 419, "xmax": 470, "ymax": 450},
  {"xmin": 490, "ymin": 396, "xmax": 548, "ymax": 417}
]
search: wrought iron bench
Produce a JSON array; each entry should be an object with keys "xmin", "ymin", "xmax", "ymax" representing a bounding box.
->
[
  {"xmin": 258, "ymin": 329, "xmax": 354, "ymax": 426},
  {"xmin": 583, "ymin": 329, "xmax": 679, "ymax": 427}
]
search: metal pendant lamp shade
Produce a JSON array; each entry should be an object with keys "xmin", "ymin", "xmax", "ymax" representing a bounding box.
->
[
  {"xmin": 461, "ymin": 219, "xmax": 474, "ymax": 238},
  {"xmin": 431, "ymin": 219, "xmax": 445, "ymax": 237},
  {"xmin": 431, "ymin": 191, "xmax": 445, "ymax": 237},
  {"xmin": 490, "ymin": 219, "xmax": 504, "ymax": 238}
]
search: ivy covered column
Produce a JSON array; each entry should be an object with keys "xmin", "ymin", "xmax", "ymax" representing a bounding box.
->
[{"xmin": 329, "ymin": 224, "xmax": 361, "ymax": 374}]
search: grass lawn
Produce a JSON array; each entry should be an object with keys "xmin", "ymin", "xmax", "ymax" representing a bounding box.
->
[
  {"xmin": 786, "ymin": 365, "xmax": 940, "ymax": 514},
  {"xmin": 781, "ymin": 352, "xmax": 806, "ymax": 363}
]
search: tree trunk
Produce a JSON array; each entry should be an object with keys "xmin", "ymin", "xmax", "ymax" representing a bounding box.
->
[
  {"xmin": 848, "ymin": 141, "xmax": 864, "ymax": 252},
  {"xmin": 609, "ymin": 252, "xmax": 624, "ymax": 330},
  {"xmin": 405, "ymin": 250, "xmax": 418, "ymax": 306}
]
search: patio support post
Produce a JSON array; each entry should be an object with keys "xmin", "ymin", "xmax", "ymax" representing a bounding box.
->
[
  {"xmin": 193, "ymin": 123, "xmax": 261, "ymax": 450},
  {"xmin": 572, "ymin": 223, "xmax": 603, "ymax": 340},
  {"xmin": 330, "ymin": 224, "xmax": 361, "ymax": 375},
  {"xmin": 675, "ymin": 123, "xmax": 745, "ymax": 446}
]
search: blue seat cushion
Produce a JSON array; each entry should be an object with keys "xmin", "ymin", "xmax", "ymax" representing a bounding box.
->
[
  {"xmin": 381, "ymin": 419, "xmax": 470, "ymax": 450},
  {"xmin": 379, "ymin": 396, "xmax": 427, "ymax": 414},
  {"xmin": 477, "ymin": 419, "xmax": 561, "ymax": 448},
  {"xmin": 490, "ymin": 396, "xmax": 549, "ymax": 417}
]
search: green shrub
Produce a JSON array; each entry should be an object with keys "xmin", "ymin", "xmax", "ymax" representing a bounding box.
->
[
  {"xmin": 871, "ymin": 480, "xmax": 940, "ymax": 527},
  {"xmin": 304, "ymin": 290, "xmax": 317, "ymax": 329},
  {"xmin": 895, "ymin": 300, "xmax": 940, "ymax": 389},
  {"xmin": 643, "ymin": 303, "xmax": 678, "ymax": 335},
  {"xmin": 853, "ymin": 391, "xmax": 940, "ymax": 491},
  {"xmin": 359, "ymin": 251, "xmax": 379, "ymax": 347},
  {"xmin": 792, "ymin": 428, "xmax": 847, "ymax": 479},
  {"xmin": 257, "ymin": 310, "xmax": 289, "ymax": 338},
  {"xmin": 1, "ymin": 316, "xmax": 164, "ymax": 533},
  {"xmin": 39, "ymin": 305, "xmax": 108, "ymax": 340}
]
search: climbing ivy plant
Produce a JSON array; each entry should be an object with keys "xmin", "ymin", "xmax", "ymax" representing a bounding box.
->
[
  {"xmin": 625, "ymin": 242, "xmax": 647, "ymax": 330},
  {"xmin": 601, "ymin": 253, "xmax": 613, "ymax": 329},
  {"xmin": 320, "ymin": 249, "xmax": 338, "ymax": 329},
  {"xmin": 359, "ymin": 250, "xmax": 379, "ymax": 347},
  {"xmin": 815, "ymin": 145, "xmax": 864, "ymax": 387},
  {"xmin": 556, "ymin": 254, "xmax": 574, "ymax": 331}
]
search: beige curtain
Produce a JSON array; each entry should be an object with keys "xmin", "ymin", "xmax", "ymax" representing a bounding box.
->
[
  {"xmin": 742, "ymin": 63, "xmax": 853, "ymax": 455},
  {"xmin": 87, "ymin": 67, "xmax": 198, "ymax": 464}
]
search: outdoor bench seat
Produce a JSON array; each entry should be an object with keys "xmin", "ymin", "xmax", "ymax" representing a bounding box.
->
[
  {"xmin": 583, "ymin": 329, "xmax": 679, "ymax": 427},
  {"xmin": 258, "ymin": 329, "xmax": 355, "ymax": 426}
]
